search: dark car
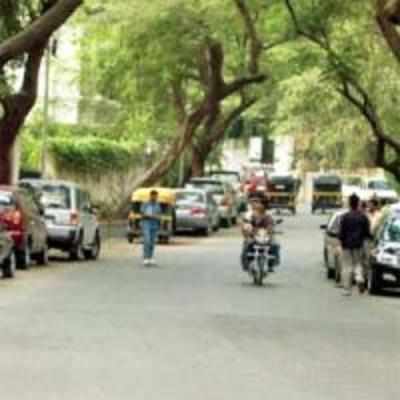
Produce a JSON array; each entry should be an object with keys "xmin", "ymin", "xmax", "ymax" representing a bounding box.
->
[
  {"xmin": 0, "ymin": 226, "xmax": 16, "ymax": 278},
  {"xmin": 0, "ymin": 187, "xmax": 48, "ymax": 269},
  {"xmin": 368, "ymin": 206, "xmax": 400, "ymax": 294}
]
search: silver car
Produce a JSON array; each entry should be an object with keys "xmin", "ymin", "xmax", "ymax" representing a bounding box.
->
[
  {"xmin": 321, "ymin": 210, "xmax": 346, "ymax": 281},
  {"xmin": 0, "ymin": 226, "xmax": 16, "ymax": 278},
  {"xmin": 175, "ymin": 189, "xmax": 220, "ymax": 235},
  {"xmin": 186, "ymin": 178, "xmax": 237, "ymax": 227},
  {"xmin": 20, "ymin": 180, "xmax": 101, "ymax": 261}
]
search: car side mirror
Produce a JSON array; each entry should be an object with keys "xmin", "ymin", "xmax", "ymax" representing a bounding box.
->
[
  {"xmin": 320, "ymin": 224, "xmax": 328, "ymax": 230},
  {"xmin": 275, "ymin": 219, "xmax": 284, "ymax": 225}
]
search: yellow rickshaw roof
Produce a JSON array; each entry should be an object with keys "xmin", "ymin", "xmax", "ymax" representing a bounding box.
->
[{"xmin": 131, "ymin": 188, "xmax": 176, "ymax": 203}]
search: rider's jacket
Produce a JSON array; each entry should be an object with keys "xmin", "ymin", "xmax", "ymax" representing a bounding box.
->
[{"xmin": 243, "ymin": 211, "xmax": 273, "ymax": 230}]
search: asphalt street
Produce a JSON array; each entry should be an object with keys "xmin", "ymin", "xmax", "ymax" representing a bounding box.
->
[{"xmin": 0, "ymin": 212, "xmax": 399, "ymax": 400}]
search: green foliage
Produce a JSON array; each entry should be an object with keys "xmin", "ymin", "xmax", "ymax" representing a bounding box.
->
[{"xmin": 49, "ymin": 137, "xmax": 141, "ymax": 175}]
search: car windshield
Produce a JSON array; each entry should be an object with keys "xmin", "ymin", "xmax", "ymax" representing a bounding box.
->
[
  {"xmin": 176, "ymin": 192, "xmax": 204, "ymax": 204},
  {"xmin": 210, "ymin": 174, "xmax": 239, "ymax": 184},
  {"xmin": 189, "ymin": 182, "xmax": 224, "ymax": 195},
  {"xmin": 41, "ymin": 185, "xmax": 71, "ymax": 209},
  {"xmin": 0, "ymin": 192, "xmax": 13, "ymax": 211},
  {"xmin": 368, "ymin": 180, "xmax": 389, "ymax": 190},
  {"xmin": 346, "ymin": 177, "xmax": 362, "ymax": 186},
  {"xmin": 383, "ymin": 218, "xmax": 400, "ymax": 242}
]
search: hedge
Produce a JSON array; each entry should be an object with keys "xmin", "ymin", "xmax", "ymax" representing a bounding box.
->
[{"xmin": 49, "ymin": 137, "xmax": 142, "ymax": 175}]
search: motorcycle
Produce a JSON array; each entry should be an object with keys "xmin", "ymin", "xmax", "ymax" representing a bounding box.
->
[{"xmin": 244, "ymin": 221, "xmax": 282, "ymax": 286}]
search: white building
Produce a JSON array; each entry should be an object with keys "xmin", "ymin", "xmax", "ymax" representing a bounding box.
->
[
  {"xmin": 273, "ymin": 135, "xmax": 295, "ymax": 173},
  {"xmin": 36, "ymin": 26, "xmax": 81, "ymax": 124}
]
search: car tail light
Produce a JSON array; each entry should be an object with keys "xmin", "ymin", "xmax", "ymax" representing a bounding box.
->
[
  {"xmin": 70, "ymin": 211, "xmax": 80, "ymax": 225},
  {"xmin": 191, "ymin": 207, "xmax": 206, "ymax": 216},
  {"xmin": 0, "ymin": 209, "xmax": 23, "ymax": 229}
]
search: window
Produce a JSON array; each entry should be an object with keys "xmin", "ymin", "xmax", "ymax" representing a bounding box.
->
[
  {"xmin": 41, "ymin": 185, "xmax": 71, "ymax": 209},
  {"xmin": 383, "ymin": 218, "xmax": 400, "ymax": 243},
  {"xmin": 176, "ymin": 192, "xmax": 204, "ymax": 204},
  {"xmin": 368, "ymin": 180, "xmax": 389, "ymax": 190},
  {"xmin": 0, "ymin": 192, "xmax": 14, "ymax": 211},
  {"xmin": 328, "ymin": 213, "xmax": 342, "ymax": 235}
]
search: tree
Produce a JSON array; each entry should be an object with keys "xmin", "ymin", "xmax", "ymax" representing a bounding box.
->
[
  {"xmin": 188, "ymin": 0, "xmax": 291, "ymax": 177},
  {"xmin": 0, "ymin": 0, "xmax": 83, "ymax": 184},
  {"xmin": 377, "ymin": 0, "xmax": 400, "ymax": 61},
  {"xmin": 284, "ymin": 0, "xmax": 400, "ymax": 180},
  {"xmin": 82, "ymin": 0, "xmax": 268, "ymax": 190}
]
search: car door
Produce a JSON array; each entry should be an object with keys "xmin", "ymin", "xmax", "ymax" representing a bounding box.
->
[
  {"xmin": 78, "ymin": 190, "xmax": 90, "ymax": 247},
  {"xmin": 326, "ymin": 213, "xmax": 342, "ymax": 267},
  {"xmin": 207, "ymin": 193, "xmax": 218, "ymax": 227},
  {"xmin": 79, "ymin": 190, "xmax": 96, "ymax": 246},
  {"xmin": 19, "ymin": 192, "xmax": 45, "ymax": 253}
]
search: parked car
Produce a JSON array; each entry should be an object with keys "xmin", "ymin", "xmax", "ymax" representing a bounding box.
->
[
  {"xmin": 368, "ymin": 205, "xmax": 400, "ymax": 294},
  {"xmin": 208, "ymin": 171, "xmax": 245, "ymax": 211},
  {"xmin": 0, "ymin": 226, "xmax": 16, "ymax": 278},
  {"xmin": 208, "ymin": 170, "xmax": 241, "ymax": 192},
  {"xmin": 321, "ymin": 210, "xmax": 346, "ymax": 281},
  {"xmin": 20, "ymin": 180, "xmax": 101, "ymax": 261},
  {"xmin": 185, "ymin": 178, "xmax": 237, "ymax": 227},
  {"xmin": 175, "ymin": 189, "xmax": 220, "ymax": 235},
  {"xmin": 0, "ymin": 186, "xmax": 48, "ymax": 269},
  {"xmin": 361, "ymin": 178, "xmax": 398, "ymax": 205}
]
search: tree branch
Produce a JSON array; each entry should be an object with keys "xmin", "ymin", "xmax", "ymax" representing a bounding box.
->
[
  {"xmin": 0, "ymin": 0, "xmax": 83, "ymax": 66},
  {"xmin": 234, "ymin": 0, "xmax": 264, "ymax": 75},
  {"xmin": 376, "ymin": 0, "xmax": 400, "ymax": 62}
]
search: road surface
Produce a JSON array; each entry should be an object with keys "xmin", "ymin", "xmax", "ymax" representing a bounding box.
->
[{"xmin": 0, "ymin": 213, "xmax": 399, "ymax": 400}]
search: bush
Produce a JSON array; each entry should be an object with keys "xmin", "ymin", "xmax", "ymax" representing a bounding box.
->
[{"xmin": 49, "ymin": 138, "xmax": 142, "ymax": 175}]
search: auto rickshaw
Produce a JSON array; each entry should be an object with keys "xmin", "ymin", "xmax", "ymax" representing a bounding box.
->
[
  {"xmin": 312, "ymin": 175, "xmax": 343, "ymax": 214},
  {"xmin": 127, "ymin": 188, "xmax": 176, "ymax": 244},
  {"xmin": 266, "ymin": 175, "xmax": 300, "ymax": 215}
]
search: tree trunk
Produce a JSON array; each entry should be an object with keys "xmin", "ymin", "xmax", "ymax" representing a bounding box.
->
[
  {"xmin": 0, "ymin": 97, "xmax": 31, "ymax": 184},
  {"xmin": 191, "ymin": 147, "xmax": 207, "ymax": 177},
  {"xmin": 0, "ymin": 141, "xmax": 13, "ymax": 184}
]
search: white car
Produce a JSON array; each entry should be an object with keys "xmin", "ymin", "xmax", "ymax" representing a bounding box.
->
[{"xmin": 360, "ymin": 178, "xmax": 398, "ymax": 205}]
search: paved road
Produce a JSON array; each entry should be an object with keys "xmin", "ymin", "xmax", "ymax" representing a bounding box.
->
[{"xmin": 0, "ymin": 213, "xmax": 399, "ymax": 400}]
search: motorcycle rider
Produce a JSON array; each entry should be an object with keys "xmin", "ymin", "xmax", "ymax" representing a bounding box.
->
[{"xmin": 241, "ymin": 193, "xmax": 279, "ymax": 273}]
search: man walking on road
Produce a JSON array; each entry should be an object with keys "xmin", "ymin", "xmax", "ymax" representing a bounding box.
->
[
  {"xmin": 339, "ymin": 194, "xmax": 372, "ymax": 296},
  {"xmin": 141, "ymin": 190, "xmax": 162, "ymax": 266}
]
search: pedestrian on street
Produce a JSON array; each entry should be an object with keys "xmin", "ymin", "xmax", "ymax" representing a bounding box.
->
[
  {"xmin": 141, "ymin": 190, "xmax": 162, "ymax": 266},
  {"xmin": 339, "ymin": 194, "xmax": 372, "ymax": 296}
]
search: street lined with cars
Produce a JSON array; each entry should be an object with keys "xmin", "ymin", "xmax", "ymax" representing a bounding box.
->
[{"xmin": 0, "ymin": 211, "xmax": 399, "ymax": 400}]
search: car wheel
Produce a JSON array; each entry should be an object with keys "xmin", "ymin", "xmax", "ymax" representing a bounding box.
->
[
  {"xmin": 2, "ymin": 250, "xmax": 16, "ymax": 279},
  {"xmin": 232, "ymin": 216, "xmax": 237, "ymax": 226},
  {"xmin": 368, "ymin": 267, "xmax": 382, "ymax": 295},
  {"xmin": 200, "ymin": 226, "xmax": 209, "ymax": 237},
  {"xmin": 324, "ymin": 248, "xmax": 334, "ymax": 279},
  {"xmin": 334, "ymin": 256, "xmax": 342, "ymax": 284},
  {"xmin": 70, "ymin": 234, "xmax": 84, "ymax": 261},
  {"xmin": 223, "ymin": 218, "xmax": 232, "ymax": 229},
  {"xmin": 17, "ymin": 245, "xmax": 31, "ymax": 270},
  {"xmin": 84, "ymin": 232, "xmax": 101, "ymax": 260}
]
